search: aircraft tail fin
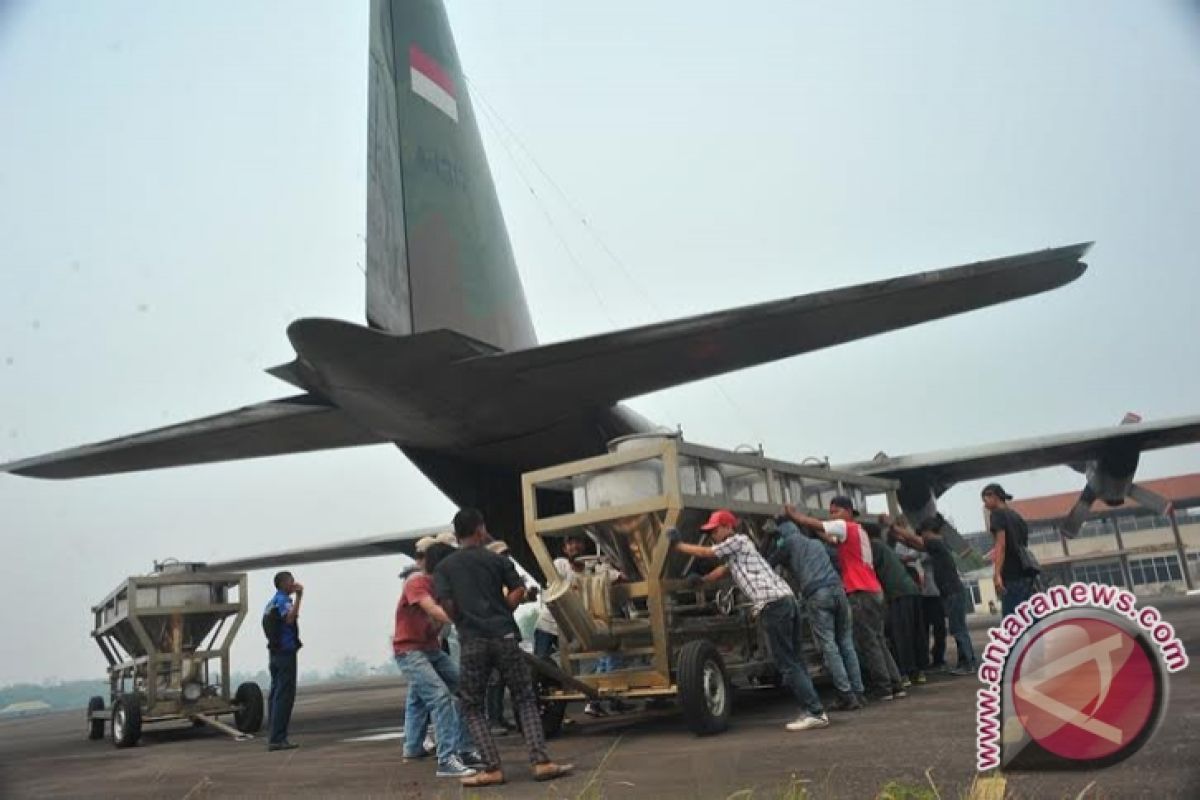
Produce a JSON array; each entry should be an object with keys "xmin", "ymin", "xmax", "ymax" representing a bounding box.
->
[{"xmin": 366, "ymin": 0, "xmax": 536, "ymax": 351}]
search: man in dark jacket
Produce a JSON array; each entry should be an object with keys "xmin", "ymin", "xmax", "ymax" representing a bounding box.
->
[{"xmin": 263, "ymin": 571, "xmax": 303, "ymax": 751}]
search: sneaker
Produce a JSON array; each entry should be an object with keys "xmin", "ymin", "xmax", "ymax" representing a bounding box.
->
[
  {"xmin": 950, "ymin": 665, "xmax": 976, "ymax": 676},
  {"xmin": 929, "ymin": 662, "xmax": 948, "ymax": 673},
  {"xmin": 892, "ymin": 688, "xmax": 909, "ymax": 699},
  {"xmin": 900, "ymin": 677, "xmax": 912, "ymax": 689},
  {"xmin": 584, "ymin": 702, "xmax": 608, "ymax": 718},
  {"xmin": 267, "ymin": 741, "xmax": 299, "ymax": 751},
  {"xmin": 785, "ymin": 713, "xmax": 830, "ymax": 731},
  {"xmin": 829, "ymin": 693, "xmax": 859, "ymax": 712},
  {"xmin": 914, "ymin": 672, "xmax": 927, "ymax": 685},
  {"xmin": 402, "ymin": 749, "xmax": 430, "ymax": 762},
  {"xmin": 854, "ymin": 692, "xmax": 869, "ymax": 707},
  {"xmin": 423, "ymin": 731, "xmax": 436, "ymax": 753},
  {"xmin": 459, "ymin": 751, "xmax": 487, "ymax": 769},
  {"xmin": 488, "ymin": 723, "xmax": 510, "ymax": 736},
  {"xmin": 532, "ymin": 761, "xmax": 575, "ymax": 782},
  {"xmin": 436, "ymin": 755, "xmax": 477, "ymax": 779}
]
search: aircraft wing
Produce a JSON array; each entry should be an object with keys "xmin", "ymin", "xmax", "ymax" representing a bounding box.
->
[
  {"xmin": 841, "ymin": 413, "xmax": 1200, "ymax": 490},
  {"xmin": 467, "ymin": 243, "xmax": 1091, "ymax": 414},
  {"xmin": 198, "ymin": 525, "xmax": 450, "ymax": 572},
  {"xmin": 2, "ymin": 395, "xmax": 386, "ymax": 479}
]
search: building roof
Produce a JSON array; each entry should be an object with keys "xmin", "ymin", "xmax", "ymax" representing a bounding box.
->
[{"xmin": 1009, "ymin": 473, "xmax": 1200, "ymax": 523}]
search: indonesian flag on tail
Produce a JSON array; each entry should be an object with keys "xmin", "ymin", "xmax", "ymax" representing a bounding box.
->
[{"xmin": 410, "ymin": 44, "xmax": 458, "ymax": 122}]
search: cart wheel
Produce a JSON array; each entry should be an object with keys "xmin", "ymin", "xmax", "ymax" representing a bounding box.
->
[
  {"xmin": 540, "ymin": 699, "xmax": 567, "ymax": 738},
  {"xmin": 86, "ymin": 696, "xmax": 105, "ymax": 740},
  {"xmin": 677, "ymin": 640, "xmax": 731, "ymax": 735},
  {"xmin": 111, "ymin": 694, "xmax": 142, "ymax": 748},
  {"xmin": 234, "ymin": 682, "xmax": 264, "ymax": 733}
]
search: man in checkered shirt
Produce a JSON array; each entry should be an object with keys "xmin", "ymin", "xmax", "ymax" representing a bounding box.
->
[{"xmin": 668, "ymin": 509, "xmax": 829, "ymax": 731}]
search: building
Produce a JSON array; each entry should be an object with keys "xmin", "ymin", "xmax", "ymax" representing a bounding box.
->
[{"xmin": 964, "ymin": 473, "xmax": 1200, "ymax": 598}]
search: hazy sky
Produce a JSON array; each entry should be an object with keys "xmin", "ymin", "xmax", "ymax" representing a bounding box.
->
[{"xmin": 2, "ymin": 1, "xmax": 1199, "ymax": 685}]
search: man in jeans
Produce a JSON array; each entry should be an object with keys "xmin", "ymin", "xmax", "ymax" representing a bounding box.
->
[
  {"xmin": 786, "ymin": 497, "xmax": 902, "ymax": 700},
  {"xmin": 434, "ymin": 508, "xmax": 573, "ymax": 788},
  {"xmin": 262, "ymin": 571, "xmax": 303, "ymax": 751},
  {"xmin": 768, "ymin": 517, "xmax": 864, "ymax": 709},
  {"xmin": 669, "ymin": 509, "xmax": 830, "ymax": 731},
  {"xmin": 891, "ymin": 516, "xmax": 978, "ymax": 675},
  {"xmin": 983, "ymin": 483, "xmax": 1038, "ymax": 617},
  {"xmin": 393, "ymin": 542, "xmax": 480, "ymax": 778}
]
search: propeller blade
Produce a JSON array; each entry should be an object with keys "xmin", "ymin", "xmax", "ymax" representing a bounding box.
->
[
  {"xmin": 1126, "ymin": 483, "xmax": 1174, "ymax": 517},
  {"xmin": 1060, "ymin": 485, "xmax": 1097, "ymax": 538}
]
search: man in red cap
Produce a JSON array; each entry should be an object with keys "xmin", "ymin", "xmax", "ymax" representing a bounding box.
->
[{"xmin": 668, "ymin": 510, "xmax": 829, "ymax": 731}]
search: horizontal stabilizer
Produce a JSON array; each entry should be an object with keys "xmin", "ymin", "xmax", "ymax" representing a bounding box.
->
[
  {"xmin": 1, "ymin": 395, "xmax": 386, "ymax": 479},
  {"xmin": 199, "ymin": 525, "xmax": 449, "ymax": 572}
]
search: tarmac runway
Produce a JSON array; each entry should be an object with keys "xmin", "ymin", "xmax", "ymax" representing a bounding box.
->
[{"xmin": 2, "ymin": 597, "xmax": 1197, "ymax": 799}]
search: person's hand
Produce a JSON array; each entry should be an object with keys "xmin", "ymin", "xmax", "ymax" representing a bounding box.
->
[
  {"xmin": 993, "ymin": 574, "xmax": 1004, "ymax": 595},
  {"xmin": 292, "ymin": 582, "xmax": 305, "ymax": 596},
  {"xmin": 685, "ymin": 573, "xmax": 705, "ymax": 589},
  {"xmin": 666, "ymin": 527, "xmax": 683, "ymax": 545},
  {"xmin": 879, "ymin": 513, "xmax": 892, "ymax": 527},
  {"xmin": 784, "ymin": 503, "xmax": 798, "ymax": 518}
]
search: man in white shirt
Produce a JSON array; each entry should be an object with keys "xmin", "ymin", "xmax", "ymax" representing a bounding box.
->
[
  {"xmin": 668, "ymin": 509, "xmax": 829, "ymax": 731},
  {"xmin": 533, "ymin": 534, "xmax": 588, "ymax": 660}
]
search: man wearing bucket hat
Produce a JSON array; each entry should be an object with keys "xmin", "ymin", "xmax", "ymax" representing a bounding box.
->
[
  {"xmin": 668, "ymin": 509, "xmax": 830, "ymax": 731},
  {"xmin": 982, "ymin": 483, "xmax": 1037, "ymax": 616}
]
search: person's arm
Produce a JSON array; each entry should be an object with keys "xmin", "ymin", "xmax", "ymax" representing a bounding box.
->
[
  {"xmin": 499, "ymin": 557, "xmax": 527, "ymax": 610},
  {"xmin": 285, "ymin": 583, "xmax": 304, "ymax": 624},
  {"xmin": 417, "ymin": 594, "xmax": 453, "ymax": 626},
  {"xmin": 674, "ymin": 541, "xmax": 719, "ymax": 560},
  {"xmin": 695, "ymin": 564, "xmax": 729, "ymax": 584},
  {"xmin": 505, "ymin": 586, "xmax": 528, "ymax": 610},
  {"xmin": 890, "ymin": 524, "xmax": 925, "ymax": 551},
  {"xmin": 783, "ymin": 504, "xmax": 827, "ymax": 534},
  {"xmin": 992, "ymin": 530, "xmax": 1006, "ymax": 592}
]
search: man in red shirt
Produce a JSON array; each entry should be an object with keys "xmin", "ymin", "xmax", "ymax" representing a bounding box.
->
[
  {"xmin": 785, "ymin": 496, "xmax": 902, "ymax": 701},
  {"xmin": 394, "ymin": 543, "xmax": 482, "ymax": 779}
]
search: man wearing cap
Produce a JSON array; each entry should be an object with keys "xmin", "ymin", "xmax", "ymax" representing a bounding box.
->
[
  {"xmin": 398, "ymin": 536, "xmax": 438, "ymax": 762},
  {"xmin": 785, "ymin": 497, "xmax": 899, "ymax": 701},
  {"xmin": 394, "ymin": 542, "xmax": 482, "ymax": 778},
  {"xmin": 669, "ymin": 509, "xmax": 830, "ymax": 731},
  {"xmin": 983, "ymin": 483, "xmax": 1037, "ymax": 617},
  {"xmin": 766, "ymin": 517, "xmax": 864, "ymax": 710}
]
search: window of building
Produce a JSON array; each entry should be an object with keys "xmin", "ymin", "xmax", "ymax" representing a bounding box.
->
[
  {"xmin": 1073, "ymin": 561, "xmax": 1125, "ymax": 588},
  {"xmin": 1129, "ymin": 555, "xmax": 1183, "ymax": 585}
]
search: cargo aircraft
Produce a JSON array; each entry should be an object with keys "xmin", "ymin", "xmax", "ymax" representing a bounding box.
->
[{"xmin": 5, "ymin": 0, "xmax": 1200, "ymax": 572}]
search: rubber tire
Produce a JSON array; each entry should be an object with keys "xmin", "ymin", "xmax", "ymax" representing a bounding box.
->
[
  {"xmin": 677, "ymin": 640, "xmax": 731, "ymax": 736},
  {"xmin": 233, "ymin": 682, "xmax": 265, "ymax": 733},
  {"xmin": 111, "ymin": 695, "xmax": 142, "ymax": 748},
  {"xmin": 86, "ymin": 696, "xmax": 105, "ymax": 741}
]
